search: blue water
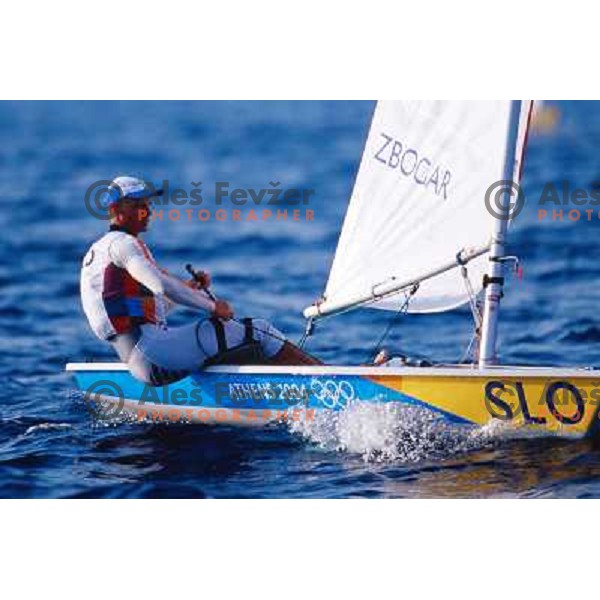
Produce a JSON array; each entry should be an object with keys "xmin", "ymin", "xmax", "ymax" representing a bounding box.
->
[{"xmin": 2, "ymin": 100, "xmax": 600, "ymax": 498}]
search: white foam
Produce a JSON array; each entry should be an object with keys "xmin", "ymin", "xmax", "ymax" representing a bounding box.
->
[
  {"xmin": 287, "ymin": 400, "xmax": 495, "ymax": 462},
  {"xmin": 24, "ymin": 423, "xmax": 72, "ymax": 435}
]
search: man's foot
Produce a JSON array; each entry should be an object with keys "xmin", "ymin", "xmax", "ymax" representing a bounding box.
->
[{"xmin": 372, "ymin": 349, "xmax": 390, "ymax": 366}]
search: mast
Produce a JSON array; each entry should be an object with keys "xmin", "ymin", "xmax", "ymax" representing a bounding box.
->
[{"xmin": 478, "ymin": 100, "xmax": 523, "ymax": 367}]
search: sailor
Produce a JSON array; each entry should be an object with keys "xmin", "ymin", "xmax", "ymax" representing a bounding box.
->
[{"xmin": 80, "ymin": 176, "xmax": 321, "ymax": 385}]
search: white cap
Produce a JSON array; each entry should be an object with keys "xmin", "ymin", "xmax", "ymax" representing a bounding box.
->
[{"xmin": 104, "ymin": 176, "xmax": 163, "ymax": 207}]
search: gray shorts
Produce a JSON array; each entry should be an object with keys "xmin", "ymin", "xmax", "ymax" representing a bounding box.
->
[{"xmin": 125, "ymin": 318, "xmax": 285, "ymax": 384}]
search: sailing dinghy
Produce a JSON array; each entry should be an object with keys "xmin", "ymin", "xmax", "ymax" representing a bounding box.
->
[{"xmin": 67, "ymin": 101, "xmax": 600, "ymax": 437}]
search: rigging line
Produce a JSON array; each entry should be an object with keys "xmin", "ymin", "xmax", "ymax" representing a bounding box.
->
[
  {"xmin": 365, "ymin": 283, "xmax": 419, "ymax": 364},
  {"xmin": 185, "ymin": 264, "xmax": 291, "ymax": 347},
  {"xmin": 200, "ymin": 312, "xmax": 291, "ymax": 346},
  {"xmin": 465, "ymin": 335, "xmax": 480, "ymax": 365},
  {"xmin": 298, "ymin": 317, "xmax": 315, "ymax": 349},
  {"xmin": 193, "ymin": 284, "xmax": 291, "ymax": 346},
  {"xmin": 245, "ymin": 260, "xmax": 478, "ymax": 354},
  {"xmin": 311, "ymin": 276, "xmax": 428, "ymax": 324},
  {"xmin": 209, "ymin": 314, "xmax": 319, "ymax": 354},
  {"xmin": 459, "ymin": 265, "xmax": 482, "ymax": 363},
  {"xmin": 297, "ymin": 279, "xmax": 426, "ymax": 350},
  {"xmin": 460, "ymin": 265, "xmax": 482, "ymax": 330},
  {"xmin": 459, "ymin": 330, "xmax": 479, "ymax": 365},
  {"xmin": 229, "ymin": 316, "xmax": 291, "ymax": 346}
]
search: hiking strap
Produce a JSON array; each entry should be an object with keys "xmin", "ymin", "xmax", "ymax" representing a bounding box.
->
[
  {"xmin": 243, "ymin": 317, "xmax": 254, "ymax": 345},
  {"xmin": 211, "ymin": 317, "xmax": 255, "ymax": 353},
  {"xmin": 211, "ymin": 317, "xmax": 228, "ymax": 354}
]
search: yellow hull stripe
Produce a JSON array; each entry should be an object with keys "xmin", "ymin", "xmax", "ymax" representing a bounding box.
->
[{"xmin": 369, "ymin": 374, "xmax": 600, "ymax": 436}]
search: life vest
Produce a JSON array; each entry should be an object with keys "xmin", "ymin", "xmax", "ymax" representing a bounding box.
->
[
  {"xmin": 81, "ymin": 229, "xmax": 166, "ymax": 340},
  {"xmin": 102, "ymin": 262, "xmax": 158, "ymax": 334}
]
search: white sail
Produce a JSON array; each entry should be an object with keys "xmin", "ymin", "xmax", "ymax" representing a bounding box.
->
[{"xmin": 311, "ymin": 100, "xmax": 532, "ymax": 316}]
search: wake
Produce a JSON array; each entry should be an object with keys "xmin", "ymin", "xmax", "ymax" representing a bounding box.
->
[{"xmin": 287, "ymin": 400, "xmax": 513, "ymax": 463}]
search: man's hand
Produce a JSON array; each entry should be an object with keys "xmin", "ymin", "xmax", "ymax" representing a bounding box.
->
[
  {"xmin": 188, "ymin": 270, "xmax": 211, "ymax": 289},
  {"xmin": 212, "ymin": 299, "xmax": 234, "ymax": 320}
]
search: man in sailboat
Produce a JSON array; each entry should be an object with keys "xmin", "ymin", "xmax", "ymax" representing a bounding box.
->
[{"xmin": 80, "ymin": 176, "xmax": 321, "ymax": 385}]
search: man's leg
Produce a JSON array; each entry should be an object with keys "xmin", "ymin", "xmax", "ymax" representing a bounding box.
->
[
  {"xmin": 267, "ymin": 340, "xmax": 323, "ymax": 365},
  {"xmin": 199, "ymin": 317, "xmax": 323, "ymax": 366},
  {"xmin": 241, "ymin": 318, "xmax": 322, "ymax": 365}
]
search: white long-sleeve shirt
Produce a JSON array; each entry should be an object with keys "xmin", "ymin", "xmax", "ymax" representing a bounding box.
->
[{"xmin": 81, "ymin": 230, "xmax": 215, "ymax": 340}]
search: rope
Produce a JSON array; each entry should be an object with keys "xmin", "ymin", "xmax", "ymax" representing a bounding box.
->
[
  {"xmin": 365, "ymin": 283, "xmax": 419, "ymax": 364},
  {"xmin": 459, "ymin": 265, "xmax": 482, "ymax": 364},
  {"xmin": 189, "ymin": 268, "xmax": 292, "ymax": 346},
  {"xmin": 298, "ymin": 317, "xmax": 315, "ymax": 349},
  {"xmin": 192, "ymin": 270, "xmax": 426, "ymax": 352},
  {"xmin": 295, "ymin": 278, "xmax": 428, "ymax": 348}
]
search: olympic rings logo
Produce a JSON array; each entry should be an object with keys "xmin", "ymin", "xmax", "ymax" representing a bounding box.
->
[{"xmin": 310, "ymin": 379, "xmax": 356, "ymax": 409}]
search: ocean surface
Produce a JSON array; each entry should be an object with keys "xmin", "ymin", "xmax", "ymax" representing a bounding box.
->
[{"xmin": 2, "ymin": 100, "xmax": 600, "ymax": 498}]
